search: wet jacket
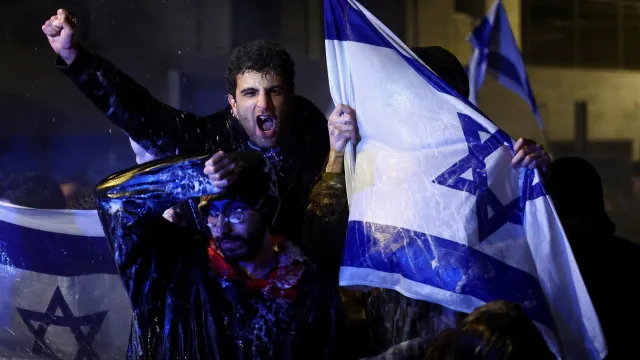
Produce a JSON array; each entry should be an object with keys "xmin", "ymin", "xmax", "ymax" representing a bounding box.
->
[
  {"xmin": 59, "ymin": 46, "xmax": 330, "ymax": 244},
  {"xmin": 95, "ymin": 155, "xmax": 343, "ymax": 360}
]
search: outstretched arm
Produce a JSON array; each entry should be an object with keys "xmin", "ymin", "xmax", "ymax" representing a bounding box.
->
[{"xmin": 43, "ymin": 9, "xmax": 214, "ymax": 158}]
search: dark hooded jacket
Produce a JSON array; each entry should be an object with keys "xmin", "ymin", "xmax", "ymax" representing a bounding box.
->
[
  {"xmin": 58, "ymin": 46, "xmax": 329, "ymax": 244},
  {"xmin": 95, "ymin": 154, "xmax": 343, "ymax": 360},
  {"xmin": 544, "ymin": 157, "xmax": 640, "ymax": 360}
]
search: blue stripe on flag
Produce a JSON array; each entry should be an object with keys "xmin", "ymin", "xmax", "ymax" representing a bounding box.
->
[
  {"xmin": 0, "ymin": 220, "xmax": 117, "ymax": 276},
  {"xmin": 487, "ymin": 52, "xmax": 526, "ymax": 90},
  {"xmin": 343, "ymin": 220, "xmax": 555, "ymax": 330},
  {"xmin": 324, "ymin": 0, "xmax": 489, "ymax": 113}
]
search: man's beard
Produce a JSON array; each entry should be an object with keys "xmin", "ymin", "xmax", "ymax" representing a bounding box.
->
[{"xmin": 215, "ymin": 222, "xmax": 268, "ymax": 263}]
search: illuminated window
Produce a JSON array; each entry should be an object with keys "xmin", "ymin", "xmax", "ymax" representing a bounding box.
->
[{"xmin": 523, "ymin": 0, "xmax": 640, "ymax": 69}]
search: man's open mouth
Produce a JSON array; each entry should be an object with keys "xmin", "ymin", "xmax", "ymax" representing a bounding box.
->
[{"xmin": 256, "ymin": 115, "xmax": 276, "ymax": 137}]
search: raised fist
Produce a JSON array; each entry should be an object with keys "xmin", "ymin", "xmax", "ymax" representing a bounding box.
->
[{"xmin": 41, "ymin": 9, "xmax": 78, "ymax": 64}]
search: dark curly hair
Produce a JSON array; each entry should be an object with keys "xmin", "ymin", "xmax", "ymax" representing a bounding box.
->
[
  {"xmin": 66, "ymin": 186, "xmax": 98, "ymax": 210},
  {"xmin": 225, "ymin": 40, "xmax": 295, "ymax": 97},
  {"xmin": 424, "ymin": 301, "xmax": 555, "ymax": 360}
]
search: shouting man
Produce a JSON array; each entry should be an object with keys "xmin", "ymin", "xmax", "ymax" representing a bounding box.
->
[{"xmin": 42, "ymin": 9, "xmax": 329, "ymax": 246}]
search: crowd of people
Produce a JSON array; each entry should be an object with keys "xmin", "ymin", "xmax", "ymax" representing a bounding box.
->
[{"xmin": 1, "ymin": 7, "xmax": 637, "ymax": 360}]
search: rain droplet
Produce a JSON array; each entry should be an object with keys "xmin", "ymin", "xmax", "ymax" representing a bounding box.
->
[
  {"xmin": 52, "ymin": 117, "xmax": 56, "ymax": 122},
  {"xmin": 178, "ymin": 50, "xmax": 182, "ymax": 55}
]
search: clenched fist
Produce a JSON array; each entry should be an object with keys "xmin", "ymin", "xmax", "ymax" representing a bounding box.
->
[
  {"xmin": 328, "ymin": 104, "xmax": 358, "ymax": 154},
  {"xmin": 41, "ymin": 9, "xmax": 78, "ymax": 65},
  {"xmin": 204, "ymin": 151, "xmax": 238, "ymax": 190}
]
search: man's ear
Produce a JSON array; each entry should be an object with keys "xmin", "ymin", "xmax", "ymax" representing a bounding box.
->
[{"xmin": 227, "ymin": 94, "xmax": 237, "ymax": 117}]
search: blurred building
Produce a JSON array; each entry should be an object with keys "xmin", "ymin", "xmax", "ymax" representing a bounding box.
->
[
  {"xmin": 396, "ymin": 0, "xmax": 640, "ymax": 239},
  {"xmin": 2, "ymin": 1, "xmax": 640, "ymax": 233}
]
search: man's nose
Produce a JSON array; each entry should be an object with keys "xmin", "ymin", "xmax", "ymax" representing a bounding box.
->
[
  {"xmin": 211, "ymin": 215, "xmax": 231, "ymax": 235},
  {"xmin": 256, "ymin": 91, "xmax": 273, "ymax": 111}
]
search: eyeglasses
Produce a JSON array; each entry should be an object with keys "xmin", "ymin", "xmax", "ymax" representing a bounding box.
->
[{"xmin": 207, "ymin": 207, "xmax": 245, "ymax": 227}]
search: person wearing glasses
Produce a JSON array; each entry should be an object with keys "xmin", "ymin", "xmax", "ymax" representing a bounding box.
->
[{"xmin": 95, "ymin": 152, "xmax": 344, "ymax": 360}]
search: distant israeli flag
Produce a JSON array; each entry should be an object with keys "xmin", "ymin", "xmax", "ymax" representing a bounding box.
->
[
  {"xmin": 0, "ymin": 203, "xmax": 132, "ymax": 359},
  {"xmin": 468, "ymin": 0, "xmax": 546, "ymax": 134},
  {"xmin": 324, "ymin": 0, "xmax": 605, "ymax": 358}
]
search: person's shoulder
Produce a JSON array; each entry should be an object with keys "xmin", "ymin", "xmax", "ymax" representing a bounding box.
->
[
  {"xmin": 205, "ymin": 107, "xmax": 231, "ymax": 123},
  {"xmin": 292, "ymin": 96, "xmax": 330, "ymax": 154},
  {"xmin": 294, "ymin": 95, "xmax": 327, "ymax": 123},
  {"xmin": 198, "ymin": 107, "xmax": 234, "ymax": 142},
  {"xmin": 605, "ymin": 235, "xmax": 640, "ymax": 268},
  {"xmin": 611, "ymin": 235, "xmax": 640, "ymax": 249}
]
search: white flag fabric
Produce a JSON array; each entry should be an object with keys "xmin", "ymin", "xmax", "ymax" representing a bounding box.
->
[
  {"xmin": 0, "ymin": 202, "xmax": 132, "ymax": 359},
  {"xmin": 324, "ymin": 0, "xmax": 606, "ymax": 358}
]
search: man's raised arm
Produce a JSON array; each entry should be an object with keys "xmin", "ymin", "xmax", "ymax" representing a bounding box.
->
[{"xmin": 42, "ymin": 9, "xmax": 213, "ymax": 158}]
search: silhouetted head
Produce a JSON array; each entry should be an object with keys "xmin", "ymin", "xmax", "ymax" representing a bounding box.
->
[
  {"xmin": 226, "ymin": 40, "xmax": 296, "ymax": 148},
  {"xmin": 424, "ymin": 301, "xmax": 554, "ymax": 360},
  {"xmin": 199, "ymin": 152, "xmax": 280, "ymax": 263},
  {"xmin": 543, "ymin": 157, "xmax": 615, "ymax": 236},
  {"xmin": 411, "ymin": 46, "xmax": 470, "ymax": 99},
  {"xmin": 1, "ymin": 173, "xmax": 66, "ymax": 209}
]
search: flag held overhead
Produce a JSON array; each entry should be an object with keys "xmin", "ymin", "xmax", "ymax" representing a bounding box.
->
[{"xmin": 324, "ymin": 0, "xmax": 606, "ymax": 358}]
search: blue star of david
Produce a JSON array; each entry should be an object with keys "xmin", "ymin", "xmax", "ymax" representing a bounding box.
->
[
  {"xmin": 433, "ymin": 113, "xmax": 546, "ymax": 243},
  {"xmin": 16, "ymin": 286, "xmax": 108, "ymax": 360}
]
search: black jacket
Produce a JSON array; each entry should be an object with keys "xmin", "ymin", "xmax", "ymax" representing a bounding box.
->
[
  {"xmin": 96, "ymin": 155, "xmax": 343, "ymax": 359},
  {"xmin": 58, "ymin": 46, "xmax": 330, "ymax": 243}
]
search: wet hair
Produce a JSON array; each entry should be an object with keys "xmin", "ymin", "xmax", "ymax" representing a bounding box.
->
[
  {"xmin": 2, "ymin": 173, "xmax": 67, "ymax": 209},
  {"xmin": 424, "ymin": 301, "xmax": 554, "ymax": 360},
  {"xmin": 411, "ymin": 46, "xmax": 470, "ymax": 99},
  {"xmin": 225, "ymin": 40, "xmax": 296, "ymax": 97},
  {"xmin": 66, "ymin": 186, "xmax": 97, "ymax": 210}
]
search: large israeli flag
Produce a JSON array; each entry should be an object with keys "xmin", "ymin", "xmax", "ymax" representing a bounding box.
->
[
  {"xmin": 0, "ymin": 203, "xmax": 132, "ymax": 359},
  {"xmin": 324, "ymin": 0, "xmax": 606, "ymax": 358}
]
